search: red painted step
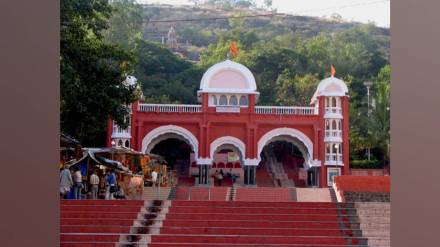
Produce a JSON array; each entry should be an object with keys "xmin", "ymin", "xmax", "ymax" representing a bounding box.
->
[
  {"xmin": 60, "ymin": 243, "xmax": 116, "ymax": 247},
  {"xmin": 60, "ymin": 234, "xmax": 120, "ymax": 242},
  {"xmin": 150, "ymin": 235, "xmax": 349, "ymax": 245},
  {"xmin": 159, "ymin": 227, "xmax": 346, "ymax": 236},
  {"xmin": 60, "ymin": 199, "xmax": 144, "ymax": 206},
  {"xmin": 61, "ymin": 218, "xmax": 135, "ymax": 226},
  {"xmin": 165, "ymin": 213, "xmax": 339, "ymax": 221},
  {"xmin": 168, "ymin": 207, "xmax": 339, "ymax": 215},
  {"xmin": 60, "ymin": 205, "xmax": 142, "ymax": 212},
  {"xmin": 61, "ymin": 226, "xmax": 131, "ymax": 234},
  {"xmin": 171, "ymin": 201, "xmax": 345, "ymax": 208},
  {"xmin": 162, "ymin": 220, "xmax": 341, "ymax": 229},
  {"xmin": 148, "ymin": 244, "xmax": 352, "ymax": 247},
  {"xmin": 61, "ymin": 212, "xmax": 138, "ymax": 219}
]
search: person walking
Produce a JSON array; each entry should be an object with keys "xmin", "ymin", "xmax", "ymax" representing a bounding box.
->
[
  {"xmin": 73, "ymin": 168, "xmax": 83, "ymax": 200},
  {"xmin": 90, "ymin": 171, "xmax": 100, "ymax": 200},
  {"xmin": 60, "ymin": 165, "xmax": 73, "ymax": 199}
]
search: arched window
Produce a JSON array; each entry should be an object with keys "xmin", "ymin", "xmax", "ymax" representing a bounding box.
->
[
  {"xmin": 239, "ymin": 95, "xmax": 248, "ymax": 106},
  {"xmin": 325, "ymin": 120, "xmax": 330, "ymax": 130},
  {"xmin": 229, "ymin": 95, "xmax": 238, "ymax": 105},
  {"xmin": 332, "ymin": 97, "xmax": 337, "ymax": 107},
  {"xmin": 211, "ymin": 95, "xmax": 217, "ymax": 105},
  {"xmin": 326, "ymin": 97, "xmax": 330, "ymax": 107},
  {"xmin": 219, "ymin": 95, "xmax": 227, "ymax": 105},
  {"xmin": 326, "ymin": 144, "xmax": 330, "ymax": 153},
  {"xmin": 338, "ymin": 121, "xmax": 342, "ymax": 130},
  {"xmin": 118, "ymin": 140, "xmax": 123, "ymax": 147},
  {"xmin": 332, "ymin": 120, "xmax": 337, "ymax": 130},
  {"xmin": 332, "ymin": 143, "xmax": 338, "ymax": 154},
  {"xmin": 125, "ymin": 140, "xmax": 130, "ymax": 148}
]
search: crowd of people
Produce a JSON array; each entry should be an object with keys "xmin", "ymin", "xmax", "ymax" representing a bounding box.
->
[{"xmin": 59, "ymin": 165, "xmax": 123, "ymax": 200}]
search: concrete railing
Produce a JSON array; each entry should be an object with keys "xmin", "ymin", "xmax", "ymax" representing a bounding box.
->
[
  {"xmin": 138, "ymin": 103, "xmax": 202, "ymax": 113},
  {"xmin": 255, "ymin": 106, "xmax": 316, "ymax": 115}
]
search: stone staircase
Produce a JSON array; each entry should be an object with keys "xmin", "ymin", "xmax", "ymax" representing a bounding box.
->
[
  {"xmin": 266, "ymin": 158, "xmax": 296, "ymax": 187},
  {"xmin": 142, "ymin": 186, "xmax": 172, "ymax": 201},
  {"xmin": 147, "ymin": 200, "xmax": 368, "ymax": 247},
  {"xmin": 355, "ymin": 202, "xmax": 390, "ymax": 247}
]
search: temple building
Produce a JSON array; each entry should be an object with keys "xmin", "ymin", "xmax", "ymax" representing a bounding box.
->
[{"xmin": 107, "ymin": 59, "xmax": 350, "ymax": 187}]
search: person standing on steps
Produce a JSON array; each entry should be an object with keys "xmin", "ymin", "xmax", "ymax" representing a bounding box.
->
[
  {"xmin": 105, "ymin": 170, "xmax": 117, "ymax": 200},
  {"xmin": 151, "ymin": 170, "xmax": 158, "ymax": 187},
  {"xmin": 90, "ymin": 170, "xmax": 100, "ymax": 199},
  {"xmin": 217, "ymin": 169, "xmax": 224, "ymax": 186},
  {"xmin": 73, "ymin": 167, "xmax": 83, "ymax": 200},
  {"xmin": 60, "ymin": 165, "xmax": 73, "ymax": 199}
]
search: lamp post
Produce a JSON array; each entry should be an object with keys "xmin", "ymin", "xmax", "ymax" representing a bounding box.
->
[
  {"xmin": 334, "ymin": 144, "xmax": 339, "ymax": 166},
  {"xmin": 363, "ymin": 81, "xmax": 373, "ymax": 161},
  {"xmin": 111, "ymin": 140, "xmax": 116, "ymax": 160}
]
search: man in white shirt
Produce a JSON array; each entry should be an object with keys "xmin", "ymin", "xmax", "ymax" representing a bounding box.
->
[
  {"xmin": 151, "ymin": 170, "xmax": 158, "ymax": 187},
  {"xmin": 90, "ymin": 171, "xmax": 100, "ymax": 199},
  {"xmin": 59, "ymin": 165, "xmax": 73, "ymax": 199},
  {"xmin": 73, "ymin": 168, "xmax": 82, "ymax": 200}
]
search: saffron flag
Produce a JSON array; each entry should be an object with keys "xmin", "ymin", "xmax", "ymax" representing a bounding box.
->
[
  {"xmin": 230, "ymin": 41, "xmax": 238, "ymax": 57},
  {"xmin": 330, "ymin": 64, "xmax": 336, "ymax": 77}
]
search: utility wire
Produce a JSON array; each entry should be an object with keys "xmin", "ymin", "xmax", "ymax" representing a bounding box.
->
[{"xmin": 62, "ymin": 0, "xmax": 389, "ymax": 25}]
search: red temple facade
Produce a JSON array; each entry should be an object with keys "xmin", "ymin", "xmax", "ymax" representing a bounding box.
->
[{"xmin": 107, "ymin": 60, "xmax": 350, "ymax": 187}]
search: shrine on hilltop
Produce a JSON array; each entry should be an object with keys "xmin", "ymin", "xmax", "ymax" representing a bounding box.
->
[{"xmin": 107, "ymin": 59, "xmax": 350, "ymax": 188}]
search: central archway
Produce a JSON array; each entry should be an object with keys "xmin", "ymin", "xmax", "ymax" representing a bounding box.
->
[{"xmin": 209, "ymin": 136, "xmax": 246, "ymax": 186}]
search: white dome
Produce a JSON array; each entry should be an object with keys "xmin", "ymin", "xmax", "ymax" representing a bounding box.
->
[
  {"xmin": 123, "ymin": 75, "xmax": 137, "ymax": 86},
  {"xmin": 198, "ymin": 60, "xmax": 258, "ymax": 94},
  {"xmin": 311, "ymin": 76, "xmax": 348, "ymax": 104}
]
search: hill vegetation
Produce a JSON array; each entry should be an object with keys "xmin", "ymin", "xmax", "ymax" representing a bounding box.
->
[{"xmin": 61, "ymin": 0, "xmax": 389, "ymax": 167}]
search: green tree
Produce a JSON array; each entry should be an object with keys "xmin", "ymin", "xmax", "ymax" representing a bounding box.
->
[
  {"xmin": 102, "ymin": 0, "xmax": 143, "ymax": 52},
  {"xmin": 276, "ymin": 72, "xmax": 320, "ymax": 106},
  {"xmin": 61, "ymin": 0, "xmax": 138, "ymax": 146}
]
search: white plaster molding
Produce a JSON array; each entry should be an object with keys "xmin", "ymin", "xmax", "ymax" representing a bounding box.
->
[
  {"xmin": 244, "ymin": 158, "xmax": 259, "ymax": 166},
  {"xmin": 324, "ymin": 113, "xmax": 343, "ymax": 119},
  {"xmin": 196, "ymin": 157, "xmax": 213, "ymax": 165},
  {"xmin": 324, "ymin": 136, "xmax": 343, "ymax": 143},
  {"xmin": 324, "ymin": 161, "xmax": 345, "ymax": 166},
  {"xmin": 199, "ymin": 59, "xmax": 257, "ymax": 93},
  {"xmin": 311, "ymin": 77, "xmax": 349, "ymax": 104},
  {"xmin": 141, "ymin": 125, "xmax": 199, "ymax": 158},
  {"xmin": 209, "ymin": 136, "xmax": 246, "ymax": 161}
]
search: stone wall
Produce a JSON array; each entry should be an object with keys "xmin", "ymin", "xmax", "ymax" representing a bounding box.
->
[{"xmin": 343, "ymin": 191, "xmax": 390, "ymax": 202}]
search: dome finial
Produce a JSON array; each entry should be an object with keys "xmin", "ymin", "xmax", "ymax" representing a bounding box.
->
[{"xmin": 330, "ymin": 64, "xmax": 336, "ymax": 77}]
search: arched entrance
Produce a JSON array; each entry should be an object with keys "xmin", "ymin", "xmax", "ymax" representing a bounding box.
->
[
  {"xmin": 142, "ymin": 125, "xmax": 199, "ymax": 185},
  {"xmin": 255, "ymin": 128, "xmax": 317, "ymax": 187},
  {"xmin": 210, "ymin": 136, "xmax": 246, "ymax": 186}
]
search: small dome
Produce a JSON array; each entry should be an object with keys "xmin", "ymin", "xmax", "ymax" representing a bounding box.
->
[
  {"xmin": 199, "ymin": 60, "xmax": 258, "ymax": 94},
  {"xmin": 311, "ymin": 77, "xmax": 348, "ymax": 104},
  {"xmin": 123, "ymin": 76, "xmax": 137, "ymax": 86}
]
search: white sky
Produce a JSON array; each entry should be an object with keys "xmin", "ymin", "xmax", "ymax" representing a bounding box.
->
[{"xmin": 138, "ymin": 0, "xmax": 390, "ymax": 27}]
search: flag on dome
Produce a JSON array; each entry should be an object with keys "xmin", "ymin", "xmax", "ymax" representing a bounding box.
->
[
  {"xmin": 330, "ymin": 64, "xmax": 336, "ymax": 77},
  {"xmin": 230, "ymin": 41, "xmax": 238, "ymax": 57}
]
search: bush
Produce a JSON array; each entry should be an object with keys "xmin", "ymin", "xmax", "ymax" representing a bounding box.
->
[{"xmin": 350, "ymin": 159, "xmax": 384, "ymax": 169}]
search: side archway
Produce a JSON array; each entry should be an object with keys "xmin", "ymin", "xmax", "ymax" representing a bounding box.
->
[
  {"xmin": 141, "ymin": 125, "xmax": 199, "ymax": 159},
  {"xmin": 257, "ymin": 127, "xmax": 314, "ymax": 168}
]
